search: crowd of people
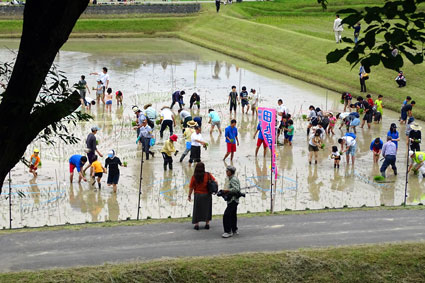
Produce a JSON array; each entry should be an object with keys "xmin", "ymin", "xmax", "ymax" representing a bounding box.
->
[{"xmin": 25, "ymin": 62, "xmax": 424, "ymax": 238}]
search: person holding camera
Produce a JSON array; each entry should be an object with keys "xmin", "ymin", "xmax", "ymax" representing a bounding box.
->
[
  {"xmin": 188, "ymin": 162, "xmax": 215, "ymax": 230},
  {"xmin": 222, "ymin": 166, "xmax": 241, "ymax": 238}
]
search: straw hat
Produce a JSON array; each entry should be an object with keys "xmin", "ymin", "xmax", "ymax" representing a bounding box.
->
[
  {"xmin": 187, "ymin": 120, "xmax": 198, "ymax": 127},
  {"xmin": 411, "ymin": 123, "xmax": 422, "ymax": 131},
  {"xmin": 144, "ymin": 103, "xmax": 152, "ymax": 110}
]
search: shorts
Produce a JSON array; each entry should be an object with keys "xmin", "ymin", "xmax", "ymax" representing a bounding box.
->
[
  {"xmin": 401, "ymin": 111, "xmax": 407, "ymax": 121},
  {"xmin": 94, "ymin": 172, "xmax": 103, "ymax": 178},
  {"xmin": 107, "ymin": 173, "xmax": 120, "ymax": 185},
  {"xmin": 106, "ymin": 100, "xmax": 112, "ymax": 105},
  {"xmin": 69, "ymin": 163, "xmax": 77, "ymax": 173},
  {"xmin": 30, "ymin": 164, "xmax": 38, "ymax": 171},
  {"xmin": 374, "ymin": 112, "xmax": 382, "ymax": 122},
  {"xmin": 230, "ymin": 102, "xmax": 237, "ymax": 111},
  {"xmin": 311, "ymin": 118, "xmax": 318, "ymax": 126},
  {"xmin": 334, "ymin": 156, "xmax": 341, "ymax": 161},
  {"xmin": 212, "ymin": 120, "xmax": 221, "ymax": 128},
  {"xmin": 79, "ymin": 91, "xmax": 86, "ymax": 100},
  {"xmin": 241, "ymin": 100, "xmax": 249, "ymax": 107},
  {"xmin": 287, "ymin": 135, "xmax": 293, "ymax": 142},
  {"xmin": 227, "ymin": 143, "xmax": 237, "ymax": 153},
  {"xmin": 363, "ymin": 112, "xmax": 373, "ymax": 123},
  {"xmin": 350, "ymin": 118, "xmax": 360, "ymax": 127},
  {"xmin": 87, "ymin": 151, "xmax": 96, "ymax": 164},
  {"xmin": 373, "ymin": 148, "xmax": 380, "ymax": 154},
  {"xmin": 257, "ymin": 138, "xmax": 267, "ymax": 148},
  {"xmin": 96, "ymin": 92, "xmax": 103, "ymax": 98},
  {"xmin": 308, "ymin": 144, "xmax": 319, "ymax": 152},
  {"xmin": 346, "ymin": 145, "xmax": 357, "ymax": 156}
]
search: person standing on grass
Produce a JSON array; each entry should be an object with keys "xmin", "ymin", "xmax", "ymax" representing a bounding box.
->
[
  {"xmin": 228, "ymin": 85, "xmax": 238, "ymax": 116},
  {"xmin": 223, "ymin": 119, "xmax": 239, "ymax": 161},
  {"xmin": 409, "ymin": 123, "xmax": 422, "ymax": 152},
  {"xmin": 338, "ymin": 133, "xmax": 357, "ymax": 165},
  {"xmin": 215, "ymin": 0, "xmax": 220, "ymax": 12},
  {"xmin": 136, "ymin": 119, "xmax": 155, "ymax": 160},
  {"xmin": 370, "ymin": 137, "xmax": 383, "ymax": 164},
  {"xmin": 159, "ymin": 106, "xmax": 176, "ymax": 139},
  {"xmin": 208, "ymin": 109, "xmax": 222, "ymax": 135},
  {"xmin": 380, "ymin": 136, "xmax": 397, "ymax": 178},
  {"xmin": 354, "ymin": 22, "xmax": 361, "ymax": 44},
  {"xmin": 188, "ymin": 162, "xmax": 215, "ymax": 230},
  {"xmin": 222, "ymin": 165, "xmax": 241, "ymax": 238},
  {"xmin": 240, "ymin": 86, "xmax": 250, "ymax": 114},
  {"xmin": 359, "ymin": 64, "xmax": 368, "ymax": 93},
  {"xmin": 253, "ymin": 122, "xmax": 268, "ymax": 157},
  {"xmin": 400, "ymin": 101, "xmax": 415, "ymax": 124},
  {"xmin": 180, "ymin": 120, "xmax": 197, "ymax": 162},
  {"xmin": 105, "ymin": 150, "xmax": 123, "ymax": 193},
  {"xmin": 190, "ymin": 126, "xmax": 206, "ymax": 165},
  {"xmin": 90, "ymin": 67, "xmax": 109, "ymax": 103},
  {"xmin": 83, "ymin": 126, "xmax": 103, "ymax": 175},
  {"xmin": 333, "ymin": 14, "xmax": 343, "ymax": 43},
  {"xmin": 78, "ymin": 75, "xmax": 90, "ymax": 108},
  {"xmin": 161, "ymin": 134, "xmax": 178, "ymax": 171},
  {"xmin": 170, "ymin": 90, "xmax": 185, "ymax": 109},
  {"xmin": 69, "ymin": 155, "xmax": 88, "ymax": 183}
]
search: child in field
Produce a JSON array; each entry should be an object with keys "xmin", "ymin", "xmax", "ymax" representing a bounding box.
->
[
  {"xmin": 285, "ymin": 119, "xmax": 294, "ymax": 146},
  {"xmin": 96, "ymin": 80, "xmax": 103, "ymax": 104},
  {"xmin": 366, "ymin": 94, "xmax": 374, "ymax": 107},
  {"xmin": 370, "ymin": 137, "xmax": 383, "ymax": 163},
  {"xmin": 253, "ymin": 122, "xmax": 268, "ymax": 157},
  {"xmin": 85, "ymin": 96, "xmax": 96, "ymax": 110},
  {"xmin": 115, "ymin": 91, "xmax": 123, "ymax": 106},
  {"xmin": 331, "ymin": 146, "xmax": 340, "ymax": 169},
  {"xmin": 29, "ymin": 148, "xmax": 40, "ymax": 177},
  {"xmin": 374, "ymin": 95, "xmax": 383, "ymax": 123},
  {"xmin": 105, "ymin": 150, "xmax": 123, "ymax": 193},
  {"xmin": 327, "ymin": 113, "xmax": 336, "ymax": 135},
  {"xmin": 91, "ymin": 155, "xmax": 106, "ymax": 189},
  {"xmin": 105, "ymin": 88, "xmax": 113, "ymax": 112},
  {"xmin": 161, "ymin": 134, "xmax": 178, "ymax": 170}
]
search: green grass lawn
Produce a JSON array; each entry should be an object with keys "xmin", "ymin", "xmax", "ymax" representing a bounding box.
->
[
  {"xmin": 1, "ymin": 243, "xmax": 425, "ymax": 282},
  {"xmin": 1, "ymin": 0, "xmax": 425, "ymax": 118}
]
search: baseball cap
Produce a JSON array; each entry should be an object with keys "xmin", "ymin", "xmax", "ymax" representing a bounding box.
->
[{"xmin": 91, "ymin": 126, "xmax": 100, "ymax": 132}]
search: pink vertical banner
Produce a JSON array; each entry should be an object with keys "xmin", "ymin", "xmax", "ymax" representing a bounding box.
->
[{"xmin": 258, "ymin": 107, "xmax": 277, "ymax": 179}]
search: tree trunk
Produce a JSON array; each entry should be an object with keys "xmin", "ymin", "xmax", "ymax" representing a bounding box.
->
[{"xmin": 0, "ymin": 0, "xmax": 89, "ymax": 192}]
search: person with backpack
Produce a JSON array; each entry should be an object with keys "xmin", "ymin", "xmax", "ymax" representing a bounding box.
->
[
  {"xmin": 188, "ymin": 162, "xmax": 215, "ymax": 230},
  {"xmin": 359, "ymin": 64, "xmax": 368, "ymax": 93},
  {"xmin": 338, "ymin": 133, "xmax": 357, "ymax": 165},
  {"xmin": 222, "ymin": 165, "xmax": 241, "ymax": 238}
]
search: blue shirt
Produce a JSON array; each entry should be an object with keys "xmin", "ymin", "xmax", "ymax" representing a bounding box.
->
[
  {"xmin": 69, "ymin": 155, "xmax": 84, "ymax": 172},
  {"xmin": 382, "ymin": 141, "xmax": 397, "ymax": 157},
  {"xmin": 138, "ymin": 113, "xmax": 147, "ymax": 125},
  {"xmin": 208, "ymin": 111, "xmax": 220, "ymax": 122},
  {"xmin": 369, "ymin": 139, "xmax": 383, "ymax": 151},
  {"xmin": 257, "ymin": 123, "xmax": 264, "ymax": 140},
  {"xmin": 387, "ymin": 131, "xmax": 399, "ymax": 148},
  {"xmin": 139, "ymin": 125, "xmax": 153, "ymax": 138},
  {"xmin": 225, "ymin": 126, "xmax": 238, "ymax": 144}
]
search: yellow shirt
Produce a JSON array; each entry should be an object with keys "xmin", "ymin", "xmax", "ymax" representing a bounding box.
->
[
  {"xmin": 91, "ymin": 160, "xmax": 103, "ymax": 173},
  {"xmin": 161, "ymin": 140, "xmax": 176, "ymax": 157},
  {"xmin": 184, "ymin": 128, "xmax": 195, "ymax": 142}
]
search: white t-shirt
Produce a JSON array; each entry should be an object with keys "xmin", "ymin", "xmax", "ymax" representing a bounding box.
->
[
  {"xmin": 334, "ymin": 18, "xmax": 343, "ymax": 31},
  {"xmin": 339, "ymin": 112, "xmax": 350, "ymax": 120},
  {"xmin": 250, "ymin": 92, "xmax": 259, "ymax": 104},
  {"xmin": 99, "ymin": 73, "xmax": 110, "ymax": 86},
  {"xmin": 191, "ymin": 132, "xmax": 203, "ymax": 146},
  {"xmin": 343, "ymin": 136, "xmax": 356, "ymax": 147},
  {"xmin": 161, "ymin": 108, "xmax": 173, "ymax": 121},
  {"xmin": 308, "ymin": 110, "xmax": 317, "ymax": 119},
  {"xmin": 277, "ymin": 104, "xmax": 287, "ymax": 115},
  {"xmin": 179, "ymin": 110, "xmax": 191, "ymax": 120}
]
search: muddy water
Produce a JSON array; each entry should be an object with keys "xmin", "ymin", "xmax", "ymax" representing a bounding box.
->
[{"xmin": 1, "ymin": 38, "xmax": 424, "ymax": 229}]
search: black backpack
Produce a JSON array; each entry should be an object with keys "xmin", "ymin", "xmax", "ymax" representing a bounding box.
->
[{"xmin": 207, "ymin": 173, "xmax": 218, "ymax": 194}]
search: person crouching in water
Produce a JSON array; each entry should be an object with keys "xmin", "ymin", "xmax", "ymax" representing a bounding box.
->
[
  {"xmin": 91, "ymin": 155, "xmax": 106, "ymax": 190},
  {"xmin": 161, "ymin": 134, "xmax": 179, "ymax": 171},
  {"xmin": 222, "ymin": 165, "xmax": 241, "ymax": 238}
]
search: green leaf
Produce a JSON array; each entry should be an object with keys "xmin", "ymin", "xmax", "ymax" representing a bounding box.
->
[{"xmin": 326, "ymin": 47, "xmax": 350, "ymax": 64}]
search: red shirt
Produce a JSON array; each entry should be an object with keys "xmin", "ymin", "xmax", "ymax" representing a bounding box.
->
[
  {"xmin": 190, "ymin": 173, "xmax": 216, "ymax": 194},
  {"xmin": 367, "ymin": 98, "xmax": 374, "ymax": 106}
]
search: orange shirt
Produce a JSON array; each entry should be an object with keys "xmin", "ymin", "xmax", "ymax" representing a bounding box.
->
[
  {"xmin": 189, "ymin": 173, "xmax": 216, "ymax": 194},
  {"xmin": 30, "ymin": 154, "xmax": 40, "ymax": 167}
]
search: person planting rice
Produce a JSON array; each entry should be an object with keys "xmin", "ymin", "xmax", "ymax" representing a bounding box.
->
[
  {"xmin": 91, "ymin": 155, "xmax": 106, "ymax": 190},
  {"xmin": 180, "ymin": 120, "xmax": 197, "ymax": 162},
  {"xmin": 227, "ymin": 86, "xmax": 238, "ymax": 116},
  {"xmin": 380, "ymin": 136, "xmax": 397, "ymax": 178},
  {"xmin": 170, "ymin": 90, "xmax": 185, "ymax": 109},
  {"xmin": 69, "ymin": 155, "xmax": 88, "ymax": 183},
  {"xmin": 308, "ymin": 129, "xmax": 322, "ymax": 165},
  {"xmin": 338, "ymin": 133, "xmax": 357, "ymax": 165},
  {"xmin": 374, "ymin": 95, "xmax": 384, "ymax": 123},
  {"xmin": 341, "ymin": 92, "xmax": 352, "ymax": 112},
  {"xmin": 144, "ymin": 104, "xmax": 157, "ymax": 126},
  {"xmin": 178, "ymin": 108, "xmax": 192, "ymax": 133},
  {"xmin": 208, "ymin": 109, "xmax": 222, "ymax": 135},
  {"xmin": 223, "ymin": 119, "xmax": 239, "ymax": 161},
  {"xmin": 370, "ymin": 138, "xmax": 383, "ymax": 164},
  {"xmin": 387, "ymin": 123, "xmax": 400, "ymax": 150},
  {"xmin": 161, "ymin": 134, "xmax": 179, "ymax": 171},
  {"xmin": 136, "ymin": 119, "xmax": 155, "ymax": 160},
  {"xmin": 29, "ymin": 148, "xmax": 40, "ymax": 178},
  {"xmin": 159, "ymin": 106, "xmax": 176, "ymax": 139},
  {"xmin": 409, "ymin": 123, "xmax": 422, "ymax": 151},
  {"xmin": 115, "ymin": 90, "xmax": 123, "ymax": 106},
  {"xmin": 189, "ymin": 126, "xmax": 207, "ymax": 165},
  {"xmin": 306, "ymin": 105, "xmax": 318, "ymax": 136},
  {"xmin": 249, "ymin": 89, "xmax": 259, "ymax": 116},
  {"xmin": 105, "ymin": 150, "xmax": 123, "ymax": 193},
  {"xmin": 83, "ymin": 126, "xmax": 103, "ymax": 175},
  {"xmin": 327, "ymin": 112, "xmax": 336, "ymax": 135},
  {"xmin": 189, "ymin": 92, "xmax": 200, "ymax": 110},
  {"xmin": 331, "ymin": 146, "xmax": 341, "ymax": 169},
  {"xmin": 285, "ymin": 120, "xmax": 294, "ymax": 146},
  {"xmin": 357, "ymin": 96, "xmax": 372, "ymax": 129},
  {"xmin": 408, "ymin": 151, "xmax": 425, "ymax": 178},
  {"xmin": 105, "ymin": 88, "xmax": 113, "ymax": 112},
  {"xmin": 240, "ymin": 86, "xmax": 249, "ymax": 114},
  {"xmin": 95, "ymin": 79, "xmax": 103, "ymax": 104}
]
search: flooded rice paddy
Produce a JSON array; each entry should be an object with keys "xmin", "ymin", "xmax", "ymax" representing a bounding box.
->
[{"xmin": 1, "ymin": 38, "xmax": 425, "ymax": 229}]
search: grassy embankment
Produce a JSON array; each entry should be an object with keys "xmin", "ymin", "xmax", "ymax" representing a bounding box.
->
[
  {"xmin": 0, "ymin": 1, "xmax": 425, "ymax": 118},
  {"xmin": 1, "ymin": 243, "xmax": 425, "ymax": 282}
]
